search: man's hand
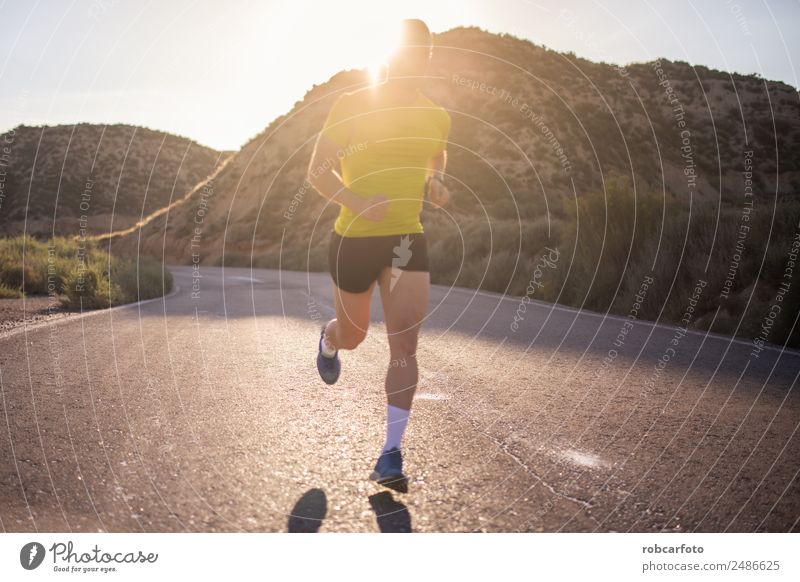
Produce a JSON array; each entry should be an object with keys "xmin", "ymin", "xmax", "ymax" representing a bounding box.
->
[
  {"xmin": 426, "ymin": 177, "xmax": 450, "ymax": 208},
  {"xmin": 356, "ymin": 194, "xmax": 389, "ymax": 221}
]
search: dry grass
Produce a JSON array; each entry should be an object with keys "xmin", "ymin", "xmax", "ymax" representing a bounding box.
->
[{"xmin": 0, "ymin": 235, "xmax": 172, "ymax": 309}]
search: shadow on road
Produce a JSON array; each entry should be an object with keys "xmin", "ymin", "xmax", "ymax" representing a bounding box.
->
[
  {"xmin": 287, "ymin": 488, "xmax": 412, "ymax": 532},
  {"xmin": 287, "ymin": 488, "xmax": 327, "ymax": 532},
  {"xmin": 152, "ymin": 266, "xmax": 797, "ymax": 386},
  {"xmin": 368, "ymin": 491, "xmax": 412, "ymax": 533}
]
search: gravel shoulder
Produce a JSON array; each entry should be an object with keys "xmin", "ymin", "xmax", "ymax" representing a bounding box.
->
[{"xmin": 0, "ymin": 296, "xmax": 85, "ymax": 334}]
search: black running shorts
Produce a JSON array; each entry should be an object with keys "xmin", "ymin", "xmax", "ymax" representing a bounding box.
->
[{"xmin": 328, "ymin": 230, "xmax": 429, "ymax": 294}]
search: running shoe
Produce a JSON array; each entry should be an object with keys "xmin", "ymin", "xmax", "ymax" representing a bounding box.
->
[
  {"xmin": 369, "ymin": 447, "xmax": 408, "ymax": 492},
  {"xmin": 316, "ymin": 324, "xmax": 341, "ymax": 385}
]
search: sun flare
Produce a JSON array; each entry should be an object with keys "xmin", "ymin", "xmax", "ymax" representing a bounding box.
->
[{"xmin": 362, "ymin": 21, "xmax": 402, "ymax": 84}]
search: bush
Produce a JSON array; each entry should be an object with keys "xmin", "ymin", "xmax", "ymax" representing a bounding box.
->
[
  {"xmin": 420, "ymin": 172, "xmax": 798, "ymax": 348},
  {"xmin": 543, "ymin": 173, "xmax": 664, "ymax": 310},
  {"xmin": 0, "ymin": 235, "xmax": 172, "ymax": 309},
  {"xmin": 0, "ymin": 235, "xmax": 73, "ymax": 295},
  {"xmin": 0, "ymin": 283, "xmax": 23, "ymax": 299},
  {"xmin": 60, "ymin": 255, "xmax": 172, "ymax": 309},
  {"xmin": 62, "ymin": 263, "xmax": 124, "ymax": 309}
]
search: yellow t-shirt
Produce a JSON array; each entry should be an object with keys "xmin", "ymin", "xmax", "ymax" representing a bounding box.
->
[{"xmin": 320, "ymin": 86, "xmax": 451, "ymax": 237}]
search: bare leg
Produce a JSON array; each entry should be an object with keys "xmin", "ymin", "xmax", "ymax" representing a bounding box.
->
[
  {"xmin": 377, "ymin": 268, "xmax": 430, "ymax": 410},
  {"xmin": 324, "ymin": 280, "xmax": 376, "ymax": 351}
]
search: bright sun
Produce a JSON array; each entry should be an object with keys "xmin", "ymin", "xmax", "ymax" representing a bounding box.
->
[{"xmin": 363, "ymin": 22, "xmax": 402, "ymax": 84}]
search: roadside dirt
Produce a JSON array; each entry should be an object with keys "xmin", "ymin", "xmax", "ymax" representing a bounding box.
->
[{"xmin": 0, "ymin": 296, "xmax": 83, "ymax": 334}]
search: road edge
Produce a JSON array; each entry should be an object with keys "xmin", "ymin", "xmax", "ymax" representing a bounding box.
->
[{"xmin": 0, "ymin": 277, "xmax": 181, "ymax": 342}]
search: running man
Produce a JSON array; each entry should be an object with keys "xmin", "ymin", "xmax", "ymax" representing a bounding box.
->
[{"xmin": 307, "ymin": 19, "xmax": 451, "ymax": 491}]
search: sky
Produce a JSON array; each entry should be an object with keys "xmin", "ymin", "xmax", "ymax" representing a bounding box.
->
[{"xmin": 1, "ymin": 0, "xmax": 798, "ymax": 151}]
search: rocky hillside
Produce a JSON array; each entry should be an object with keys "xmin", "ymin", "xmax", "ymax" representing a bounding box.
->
[
  {"xmin": 103, "ymin": 26, "xmax": 799, "ymax": 345},
  {"xmin": 0, "ymin": 123, "xmax": 226, "ymax": 237},
  {"xmin": 108, "ymin": 27, "xmax": 799, "ymax": 261}
]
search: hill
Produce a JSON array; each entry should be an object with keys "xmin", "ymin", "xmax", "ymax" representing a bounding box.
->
[
  {"xmin": 102, "ymin": 27, "xmax": 800, "ymax": 345},
  {"xmin": 0, "ymin": 123, "xmax": 227, "ymax": 237}
]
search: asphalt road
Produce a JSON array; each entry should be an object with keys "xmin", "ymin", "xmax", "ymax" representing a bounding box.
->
[{"xmin": 1, "ymin": 266, "xmax": 798, "ymax": 532}]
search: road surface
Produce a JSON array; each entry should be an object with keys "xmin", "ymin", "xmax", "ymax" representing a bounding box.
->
[{"xmin": 1, "ymin": 266, "xmax": 798, "ymax": 532}]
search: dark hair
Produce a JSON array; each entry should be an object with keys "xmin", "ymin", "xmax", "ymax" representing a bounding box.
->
[{"xmin": 399, "ymin": 19, "xmax": 432, "ymax": 49}]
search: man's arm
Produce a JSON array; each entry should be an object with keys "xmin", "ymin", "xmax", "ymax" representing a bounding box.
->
[
  {"xmin": 306, "ymin": 134, "xmax": 387, "ymax": 221},
  {"xmin": 425, "ymin": 150, "xmax": 449, "ymax": 208},
  {"xmin": 427, "ymin": 149, "xmax": 447, "ymax": 180},
  {"xmin": 306, "ymin": 134, "xmax": 362, "ymax": 212}
]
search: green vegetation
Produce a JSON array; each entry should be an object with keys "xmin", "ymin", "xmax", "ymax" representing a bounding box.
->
[
  {"xmin": 79, "ymin": 27, "xmax": 797, "ymax": 350},
  {"xmin": 437, "ymin": 176, "xmax": 800, "ymax": 348},
  {"xmin": 214, "ymin": 167, "xmax": 799, "ymax": 348},
  {"xmin": 0, "ymin": 283, "xmax": 23, "ymax": 299},
  {"xmin": 231, "ymin": 173, "xmax": 799, "ymax": 347},
  {"xmin": 0, "ymin": 235, "xmax": 172, "ymax": 309},
  {"xmin": 541, "ymin": 176, "xmax": 800, "ymax": 349}
]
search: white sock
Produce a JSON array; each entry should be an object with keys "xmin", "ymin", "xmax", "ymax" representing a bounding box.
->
[
  {"xmin": 321, "ymin": 327, "xmax": 337, "ymax": 357},
  {"xmin": 382, "ymin": 404, "xmax": 410, "ymax": 452}
]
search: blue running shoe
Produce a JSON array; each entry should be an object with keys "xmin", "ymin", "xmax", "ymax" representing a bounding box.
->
[
  {"xmin": 369, "ymin": 447, "xmax": 408, "ymax": 492},
  {"xmin": 316, "ymin": 325, "xmax": 340, "ymax": 385}
]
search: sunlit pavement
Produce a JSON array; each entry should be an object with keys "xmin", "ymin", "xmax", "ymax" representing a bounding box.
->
[{"xmin": 1, "ymin": 266, "xmax": 797, "ymax": 532}]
